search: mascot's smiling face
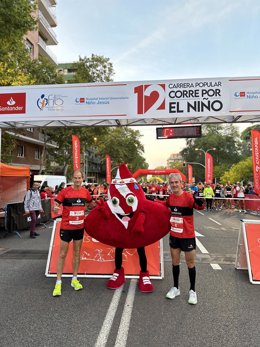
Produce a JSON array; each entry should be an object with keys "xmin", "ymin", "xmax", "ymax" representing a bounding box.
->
[{"xmin": 107, "ymin": 181, "xmax": 144, "ymax": 229}]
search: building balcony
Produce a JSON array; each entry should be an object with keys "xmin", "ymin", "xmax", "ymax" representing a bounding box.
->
[
  {"xmin": 38, "ymin": 10, "xmax": 58, "ymax": 45},
  {"xmin": 38, "ymin": 35, "xmax": 57, "ymax": 64},
  {"xmin": 39, "ymin": 0, "xmax": 57, "ymax": 27},
  {"xmin": 6, "ymin": 131, "xmax": 58, "ymax": 149}
]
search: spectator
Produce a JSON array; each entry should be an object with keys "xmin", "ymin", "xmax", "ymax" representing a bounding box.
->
[
  {"xmin": 40, "ymin": 186, "xmax": 48, "ymax": 200},
  {"xmin": 224, "ymin": 181, "xmax": 233, "ymax": 210},
  {"xmin": 55, "ymin": 182, "xmax": 66, "ymax": 195},
  {"xmin": 24, "ymin": 182, "xmax": 44, "ymax": 239},
  {"xmin": 214, "ymin": 183, "xmax": 222, "ymax": 211},
  {"xmin": 203, "ymin": 183, "xmax": 214, "ymax": 211},
  {"xmin": 233, "ymin": 182, "xmax": 246, "ymax": 212}
]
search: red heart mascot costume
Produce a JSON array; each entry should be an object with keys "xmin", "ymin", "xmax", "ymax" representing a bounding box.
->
[{"xmin": 84, "ymin": 163, "xmax": 171, "ymax": 292}]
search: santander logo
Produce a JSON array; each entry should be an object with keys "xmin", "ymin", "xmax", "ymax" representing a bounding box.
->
[{"xmin": 0, "ymin": 93, "xmax": 26, "ymax": 114}]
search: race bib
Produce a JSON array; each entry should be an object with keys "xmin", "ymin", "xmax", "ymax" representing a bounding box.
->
[
  {"xmin": 170, "ymin": 216, "xmax": 183, "ymax": 233},
  {"xmin": 69, "ymin": 210, "xmax": 85, "ymax": 216},
  {"xmin": 69, "ymin": 220, "xmax": 84, "ymax": 225}
]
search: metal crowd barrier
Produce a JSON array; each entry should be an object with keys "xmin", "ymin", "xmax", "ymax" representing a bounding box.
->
[{"xmin": 2, "ymin": 199, "xmax": 52, "ymax": 236}]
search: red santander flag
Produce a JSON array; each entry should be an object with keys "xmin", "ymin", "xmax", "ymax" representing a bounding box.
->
[
  {"xmin": 106, "ymin": 154, "xmax": 112, "ymax": 184},
  {"xmin": 251, "ymin": 130, "xmax": 260, "ymax": 195},
  {"xmin": 72, "ymin": 135, "xmax": 81, "ymax": 170},
  {"xmin": 188, "ymin": 164, "xmax": 193, "ymax": 184},
  {"xmin": 205, "ymin": 153, "xmax": 213, "ymax": 183}
]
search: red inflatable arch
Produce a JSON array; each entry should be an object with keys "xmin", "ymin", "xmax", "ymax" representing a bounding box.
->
[{"xmin": 132, "ymin": 168, "xmax": 186, "ymax": 182}]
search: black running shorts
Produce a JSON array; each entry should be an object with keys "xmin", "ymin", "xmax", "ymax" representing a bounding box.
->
[
  {"xmin": 169, "ymin": 236, "xmax": 196, "ymax": 252},
  {"xmin": 60, "ymin": 228, "xmax": 84, "ymax": 242}
]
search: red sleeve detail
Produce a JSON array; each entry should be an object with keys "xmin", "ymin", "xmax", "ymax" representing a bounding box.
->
[{"xmin": 56, "ymin": 188, "xmax": 65, "ymax": 203}]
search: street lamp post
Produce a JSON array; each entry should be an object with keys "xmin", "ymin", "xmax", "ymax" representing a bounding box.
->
[{"xmin": 195, "ymin": 147, "xmax": 216, "ymax": 181}]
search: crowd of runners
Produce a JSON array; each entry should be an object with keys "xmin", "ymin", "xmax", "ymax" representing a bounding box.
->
[
  {"xmin": 38, "ymin": 180, "xmax": 258, "ymax": 214},
  {"xmin": 138, "ymin": 180, "xmax": 258, "ymax": 213}
]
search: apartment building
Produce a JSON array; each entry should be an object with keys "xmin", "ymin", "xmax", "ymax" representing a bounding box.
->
[
  {"xmin": 4, "ymin": 0, "xmax": 59, "ymax": 174},
  {"xmin": 25, "ymin": 0, "xmax": 58, "ymax": 64}
]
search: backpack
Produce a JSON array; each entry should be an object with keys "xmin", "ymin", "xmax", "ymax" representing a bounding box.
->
[{"xmin": 24, "ymin": 189, "xmax": 33, "ymax": 202}]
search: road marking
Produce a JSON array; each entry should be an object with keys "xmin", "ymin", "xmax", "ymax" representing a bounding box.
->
[
  {"xmin": 196, "ymin": 210, "xmax": 204, "ymax": 216},
  {"xmin": 196, "ymin": 238, "xmax": 209, "ymax": 254},
  {"xmin": 208, "ymin": 217, "xmax": 222, "ymax": 225},
  {"xmin": 195, "ymin": 231, "xmax": 204, "ymax": 237},
  {"xmin": 210, "ymin": 263, "xmax": 222, "ymax": 270},
  {"xmin": 115, "ymin": 279, "xmax": 137, "ymax": 347},
  {"xmin": 95, "ymin": 285, "xmax": 124, "ymax": 347}
]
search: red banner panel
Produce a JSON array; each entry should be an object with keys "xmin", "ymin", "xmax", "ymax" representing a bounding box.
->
[
  {"xmin": 251, "ymin": 130, "xmax": 260, "ymax": 195},
  {"xmin": 72, "ymin": 134, "xmax": 81, "ymax": 170},
  {"xmin": 188, "ymin": 164, "xmax": 193, "ymax": 184},
  {"xmin": 245, "ymin": 223, "xmax": 260, "ymax": 281},
  {"xmin": 46, "ymin": 221, "xmax": 162, "ymax": 277},
  {"xmin": 106, "ymin": 154, "xmax": 111, "ymax": 184},
  {"xmin": 205, "ymin": 152, "xmax": 213, "ymax": 183}
]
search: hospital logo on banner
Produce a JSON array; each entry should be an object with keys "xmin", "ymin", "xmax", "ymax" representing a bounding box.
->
[
  {"xmin": 0, "ymin": 93, "xmax": 26, "ymax": 114},
  {"xmin": 37, "ymin": 93, "xmax": 67, "ymax": 111},
  {"xmin": 134, "ymin": 84, "xmax": 166, "ymax": 114}
]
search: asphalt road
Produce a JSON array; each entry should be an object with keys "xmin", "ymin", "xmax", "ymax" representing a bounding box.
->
[{"xmin": 0, "ymin": 209, "xmax": 260, "ymax": 347}]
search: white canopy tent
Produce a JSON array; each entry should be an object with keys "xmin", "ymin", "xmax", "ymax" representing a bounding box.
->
[{"xmin": 0, "ymin": 76, "xmax": 260, "ymax": 129}]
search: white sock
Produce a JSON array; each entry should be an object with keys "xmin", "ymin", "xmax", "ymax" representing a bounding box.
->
[
  {"xmin": 72, "ymin": 276, "xmax": 77, "ymax": 281},
  {"xmin": 56, "ymin": 280, "xmax": 62, "ymax": 284}
]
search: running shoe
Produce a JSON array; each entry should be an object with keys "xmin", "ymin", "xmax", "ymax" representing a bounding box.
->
[
  {"xmin": 71, "ymin": 279, "xmax": 83, "ymax": 291},
  {"xmin": 166, "ymin": 286, "xmax": 180, "ymax": 299},
  {"xmin": 53, "ymin": 283, "xmax": 62, "ymax": 297},
  {"xmin": 107, "ymin": 267, "xmax": 125, "ymax": 289},
  {"xmin": 138, "ymin": 271, "xmax": 154, "ymax": 293},
  {"xmin": 188, "ymin": 290, "xmax": 197, "ymax": 305}
]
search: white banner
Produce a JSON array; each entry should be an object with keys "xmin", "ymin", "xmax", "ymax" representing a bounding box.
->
[{"xmin": 1, "ymin": 77, "xmax": 260, "ymax": 122}]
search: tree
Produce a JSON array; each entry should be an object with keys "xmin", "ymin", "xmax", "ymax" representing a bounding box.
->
[
  {"xmin": 180, "ymin": 124, "xmax": 242, "ymax": 181},
  {"xmin": 0, "ymin": 132, "xmax": 16, "ymax": 163},
  {"xmin": 0, "ymin": 0, "xmax": 36, "ymax": 43},
  {"xmin": 72, "ymin": 54, "xmax": 114, "ymax": 83},
  {"xmin": 0, "ymin": 0, "xmax": 36, "ymax": 86},
  {"xmin": 29, "ymin": 57, "xmax": 65, "ymax": 85},
  {"xmin": 97, "ymin": 127, "xmax": 148, "ymax": 173},
  {"xmin": 240, "ymin": 124, "xmax": 260, "ymax": 157},
  {"xmin": 220, "ymin": 157, "xmax": 253, "ymax": 184}
]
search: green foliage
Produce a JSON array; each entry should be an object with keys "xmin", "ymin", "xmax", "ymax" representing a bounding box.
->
[
  {"xmin": 44, "ymin": 126, "xmax": 148, "ymax": 175},
  {"xmin": 180, "ymin": 124, "xmax": 243, "ymax": 181},
  {"xmin": 240, "ymin": 124, "xmax": 260, "ymax": 141},
  {"xmin": 0, "ymin": 0, "xmax": 37, "ymax": 86},
  {"xmin": 240, "ymin": 124, "xmax": 260, "ymax": 157},
  {"xmin": 29, "ymin": 57, "xmax": 65, "ymax": 85},
  {"xmin": 1, "ymin": 132, "xmax": 16, "ymax": 163},
  {"xmin": 0, "ymin": 0, "xmax": 36, "ymax": 43},
  {"xmin": 72, "ymin": 54, "xmax": 115, "ymax": 83},
  {"xmin": 97, "ymin": 127, "xmax": 148, "ymax": 172},
  {"xmin": 220, "ymin": 157, "xmax": 253, "ymax": 184}
]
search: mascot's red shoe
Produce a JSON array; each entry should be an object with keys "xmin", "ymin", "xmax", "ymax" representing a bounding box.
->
[
  {"xmin": 107, "ymin": 267, "xmax": 125, "ymax": 289},
  {"xmin": 138, "ymin": 271, "xmax": 154, "ymax": 293}
]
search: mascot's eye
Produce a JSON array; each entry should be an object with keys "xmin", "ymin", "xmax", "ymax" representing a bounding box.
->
[
  {"xmin": 126, "ymin": 195, "xmax": 136, "ymax": 206},
  {"xmin": 111, "ymin": 197, "xmax": 120, "ymax": 206}
]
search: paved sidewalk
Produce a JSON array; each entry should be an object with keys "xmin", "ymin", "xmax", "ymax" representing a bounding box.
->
[{"xmin": 0, "ymin": 220, "xmax": 54, "ymax": 253}]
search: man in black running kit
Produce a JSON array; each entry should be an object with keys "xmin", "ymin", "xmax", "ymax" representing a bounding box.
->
[{"xmin": 224, "ymin": 181, "xmax": 233, "ymax": 210}]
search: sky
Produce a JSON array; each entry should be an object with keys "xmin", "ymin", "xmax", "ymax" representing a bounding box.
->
[{"xmin": 52, "ymin": 0, "xmax": 260, "ymax": 168}]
